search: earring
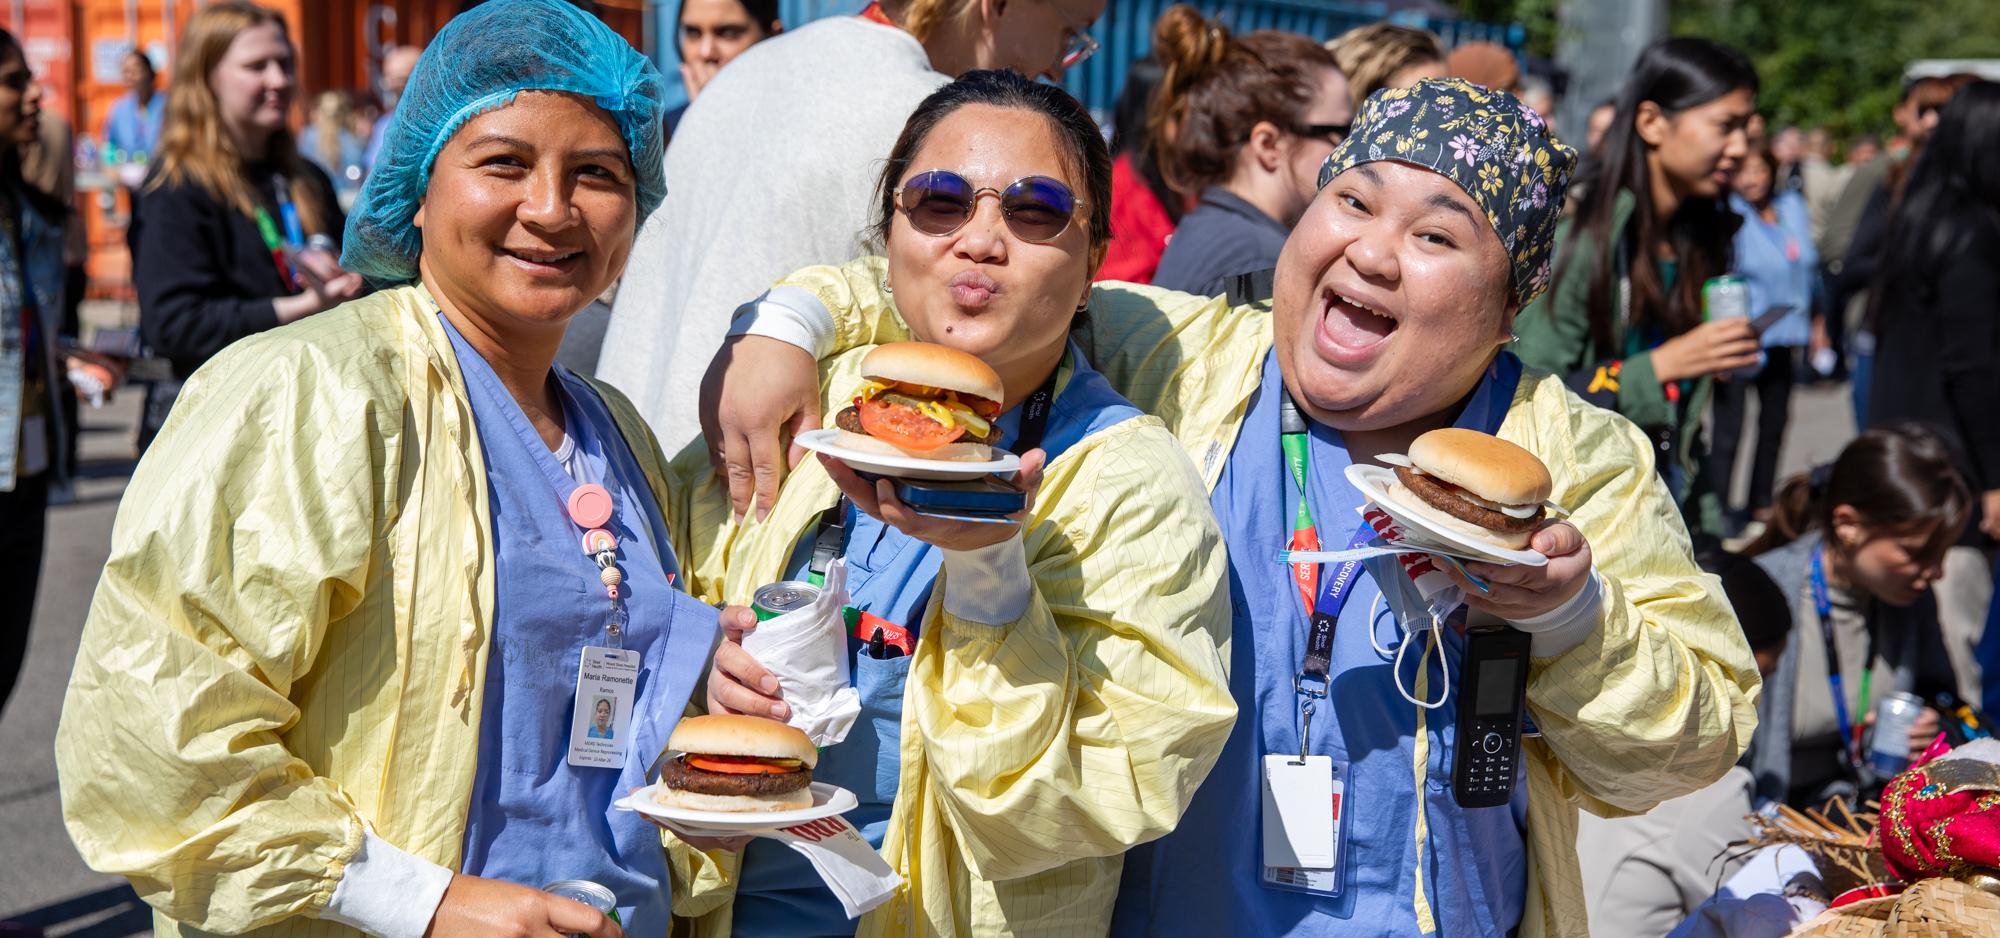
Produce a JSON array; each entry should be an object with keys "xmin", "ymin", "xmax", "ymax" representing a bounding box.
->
[{"xmin": 881, "ymin": 278, "xmax": 893, "ymax": 295}]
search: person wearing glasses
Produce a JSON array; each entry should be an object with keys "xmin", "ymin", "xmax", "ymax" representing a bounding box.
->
[
  {"xmin": 1145, "ymin": 5, "xmax": 1351, "ymax": 298},
  {"xmin": 597, "ymin": 0, "xmax": 1101, "ymax": 456},
  {"xmin": 699, "ymin": 78, "xmax": 1760, "ymax": 938},
  {"xmin": 668, "ymin": 70, "xmax": 1234, "ymax": 937}
]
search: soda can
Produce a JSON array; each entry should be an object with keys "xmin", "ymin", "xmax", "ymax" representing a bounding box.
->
[
  {"xmin": 754, "ymin": 581, "xmax": 821, "ymax": 621},
  {"xmin": 544, "ymin": 880, "xmax": 620, "ymax": 935},
  {"xmin": 1868, "ymin": 692, "xmax": 1929, "ymax": 777},
  {"xmin": 1702, "ymin": 275, "xmax": 1750, "ymax": 320}
]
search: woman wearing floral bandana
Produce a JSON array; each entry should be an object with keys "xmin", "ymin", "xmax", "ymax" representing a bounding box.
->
[{"xmin": 706, "ymin": 78, "xmax": 1760, "ymax": 938}]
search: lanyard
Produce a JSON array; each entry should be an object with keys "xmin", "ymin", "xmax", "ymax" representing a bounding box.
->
[
  {"xmin": 253, "ymin": 177, "xmax": 307, "ymax": 290},
  {"xmin": 1811, "ymin": 545, "xmax": 1865, "ymax": 768},
  {"xmin": 449, "ymin": 313, "xmax": 630, "ymax": 645},
  {"xmin": 1280, "ymin": 394, "xmax": 1375, "ymax": 756},
  {"xmin": 806, "ymin": 363, "xmax": 1060, "ymax": 586}
]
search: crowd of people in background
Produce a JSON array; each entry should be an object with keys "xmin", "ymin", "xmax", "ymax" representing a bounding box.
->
[{"xmin": 1, "ymin": 0, "xmax": 1997, "ymax": 936}]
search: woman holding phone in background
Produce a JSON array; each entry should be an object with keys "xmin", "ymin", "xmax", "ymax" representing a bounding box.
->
[{"xmin": 1710, "ymin": 141, "xmax": 1819, "ymax": 535}]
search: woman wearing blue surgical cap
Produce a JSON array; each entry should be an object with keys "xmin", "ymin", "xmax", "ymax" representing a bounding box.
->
[
  {"xmin": 56, "ymin": 3, "xmax": 733, "ymax": 937},
  {"xmin": 708, "ymin": 79, "xmax": 1761, "ymax": 938}
]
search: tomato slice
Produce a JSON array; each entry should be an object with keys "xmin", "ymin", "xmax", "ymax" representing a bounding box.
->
[
  {"xmin": 856, "ymin": 396, "xmax": 965, "ymax": 451},
  {"xmin": 686, "ymin": 754, "xmax": 803, "ymax": 775}
]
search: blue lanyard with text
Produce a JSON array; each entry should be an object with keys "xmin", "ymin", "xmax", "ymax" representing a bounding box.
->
[{"xmin": 1282, "ymin": 394, "xmax": 1375, "ymax": 756}]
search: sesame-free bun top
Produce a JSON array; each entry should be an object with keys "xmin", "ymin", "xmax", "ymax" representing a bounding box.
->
[
  {"xmin": 1406, "ymin": 429, "xmax": 1553, "ymax": 507},
  {"xmin": 861, "ymin": 342, "xmax": 1005, "ymax": 405},
  {"xmin": 668, "ymin": 714, "xmax": 818, "ymax": 768}
]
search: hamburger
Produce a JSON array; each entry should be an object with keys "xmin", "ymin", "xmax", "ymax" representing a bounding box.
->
[
  {"xmin": 1382, "ymin": 429, "xmax": 1555, "ymax": 551},
  {"xmin": 657, "ymin": 714, "xmax": 818, "ymax": 813},
  {"xmin": 834, "ymin": 342, "xmax": 1005, "ymax": 461}
]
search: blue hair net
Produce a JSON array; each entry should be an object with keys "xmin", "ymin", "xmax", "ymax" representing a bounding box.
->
[{"xmin": 342, "ymin": 0, "xmax": 667, "ymax": 285}]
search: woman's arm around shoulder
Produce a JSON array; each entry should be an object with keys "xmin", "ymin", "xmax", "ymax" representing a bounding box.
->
[
  {"xmin": 1505, "ymin": 375, "xmax": 1761, "ymax": 816},
  {"xmin": 913, "ymin": 416, "xmax": 1236, "ymax": 881}
]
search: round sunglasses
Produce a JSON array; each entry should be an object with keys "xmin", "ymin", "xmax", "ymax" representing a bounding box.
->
[{"xmin": 894, "ymin": 170, "xmax": 1084, "ymax": 243}]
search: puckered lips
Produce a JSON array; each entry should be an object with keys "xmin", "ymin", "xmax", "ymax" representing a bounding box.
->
[{"xmin": 1315, "ymin": 286, "xmax": 1399, "ymax": 366}]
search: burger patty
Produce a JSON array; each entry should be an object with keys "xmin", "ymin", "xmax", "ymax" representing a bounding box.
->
[
  {"xmin": 660, "ymin": 756, "xmax": 813, "ymax": 796},
  {"xmin": 835, "ymin": 405, "xmax": 1001, "ymax": 445},
  {"xmin": 1393, "ymin": 466, "xmax": 1544, "ymax": 534}
]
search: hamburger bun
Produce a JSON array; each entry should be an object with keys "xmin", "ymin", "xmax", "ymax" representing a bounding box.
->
[
  {"xmin": 653, "ymin": 784, "xmax": 814, "ymax": 814},
  {"xmin": 832, "ymin": 428, "xmax": 997, "ymax": 463},
  {"xmin": 669, "ymin": 714, "xmax": 818, "ymax": 769},
  {"xmin": 860, "ymin": 342, "xmax": 1004, "ymax": 405},
  {"xmin": 1406, "ymin": 429, "xmax": 1552, "ymax": 506}
]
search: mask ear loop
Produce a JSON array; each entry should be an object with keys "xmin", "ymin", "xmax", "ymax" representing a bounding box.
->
[
  {"xmin": 1369, "ymin": 591, "xmax": 1398, "ymax": 658},
  {"xmin": 1392, "ymin": 608, "xmax": 1450, "ymax": 710}
]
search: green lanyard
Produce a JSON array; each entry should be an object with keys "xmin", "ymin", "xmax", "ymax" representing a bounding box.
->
[{"xmin": 1280, "ymin": 397, "xmax": 1321, "ymax": 614}]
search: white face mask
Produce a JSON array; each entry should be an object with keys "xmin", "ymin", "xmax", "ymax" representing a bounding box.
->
[{"xmin": 1362, "ymin": 550, "xmax": 1466, "ymax": 710}]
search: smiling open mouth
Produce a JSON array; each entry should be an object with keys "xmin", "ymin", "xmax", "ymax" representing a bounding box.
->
[
  {"xmin": 502, "ymin": 247, "xmax": 583, "ymax": 268},
  {"xmin": 1322, "ymin": 288, "xmax": 1399, "ymax": 350}
]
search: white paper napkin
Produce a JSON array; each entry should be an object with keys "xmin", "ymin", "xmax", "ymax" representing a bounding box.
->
[
  {"xmin": 742, "ymin": 559, "xmax": 862, "ymax": 747},
  {"xmin": 757, "ymin": 816, "xmax": 903, "ymax": 919}
]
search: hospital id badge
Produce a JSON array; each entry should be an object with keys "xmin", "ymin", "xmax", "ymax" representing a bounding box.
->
[
  {"xmin": 567, "ymin": 646, "xmax": 639, "ymax": 769},
  {"xmin": 1260, "ymin": 755, "xmax": 1348, "ymax": 897}
]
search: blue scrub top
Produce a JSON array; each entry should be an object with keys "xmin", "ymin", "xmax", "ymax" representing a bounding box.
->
[
  {"xmin": 445, "ymin": 316, "xmax": 718, "ymax": 936},
  {"xmin": 1729, "ymin": 190, "xmax": 1819, "ymax": 349},
  {"xmin": 1112, "ymin": 349, "xmax": 1530, "ymax": 938},
  {"xmin": 731, "ymin": 346, "xmax": 1143, "ymax": 937}
]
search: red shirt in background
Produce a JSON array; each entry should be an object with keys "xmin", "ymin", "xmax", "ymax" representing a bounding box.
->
[{"xmin": 1097, "ymin": 153, "xmax": 1178, "ymax": 284}]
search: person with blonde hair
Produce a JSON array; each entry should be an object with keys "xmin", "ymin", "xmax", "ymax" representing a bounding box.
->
[
  {"xmin": 298, "ymin": 88, "xmax": 364, "ymax": 203},
  {"xmin": 131, "ymin": 2, "xmax": 359, "ymax": 394},
  {"xmin": 1325, "ymin": 22, "xmax": 1445, "ymax": 111},
  {"xmin": 598, "ymin": 0, "xmax": 1102, "ymax": 455}
]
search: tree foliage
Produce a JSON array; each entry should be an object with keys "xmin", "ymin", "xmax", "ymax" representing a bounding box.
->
[
  {"xmin": 1448, "ymin": 0, "xmax": 2000, "ymax": 140},
  {"xmin": 1671, "ymin": 0, "xmax": 2000, "ymax": 140}
]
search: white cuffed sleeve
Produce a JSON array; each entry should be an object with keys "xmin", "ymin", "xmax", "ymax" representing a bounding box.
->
[
  {"xmin": 940, "ymin": 532, "xmax": 1034, "ymax": 626},
  {"xmin": 320, "ymin": 831, "xmax": 455, "ymax": 938},
  {"xmin": 727, "ymin": 286, "xmax": 838, "ymax": 360},
  {"xmin": 1507, "ymin": 566, "xmax": 1605, "ymax": 658}
]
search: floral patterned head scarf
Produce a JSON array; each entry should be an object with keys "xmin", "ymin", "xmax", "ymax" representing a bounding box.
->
[{"xmin": 1319, "ymin": 77, "xmax": 1577, "ymax": 307}]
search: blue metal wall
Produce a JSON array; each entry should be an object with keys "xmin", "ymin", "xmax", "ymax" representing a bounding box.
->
[{"xmin": 653, "ymin": 0, "xmax": 1524, "ymax": 116}]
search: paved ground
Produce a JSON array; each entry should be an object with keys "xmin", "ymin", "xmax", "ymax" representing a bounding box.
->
[
  {"xmin": 0, "ymin": 369, "xmax": 1857, "ymax": 934},
  {"xmin": 1, "ymin": 389, "xmax": 151, "ymax": 935}
]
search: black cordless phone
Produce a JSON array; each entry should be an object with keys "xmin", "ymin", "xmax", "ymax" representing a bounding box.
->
[{"xmin": 1452, "ymin": 624, "xmax": 1532, "ymax": 808}]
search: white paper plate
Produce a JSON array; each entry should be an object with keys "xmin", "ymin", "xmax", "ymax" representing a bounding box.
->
[
  {"xmin": 1344, "ymin": 464, "xmax": 1548, "ymax": 567},
  {"xmin": 795, "ymin": 428, "xmax": 1021, "ymax": 481},
  {"xmin": 616, "ymin": 781, "xmax": 859, "ymax": 832}
]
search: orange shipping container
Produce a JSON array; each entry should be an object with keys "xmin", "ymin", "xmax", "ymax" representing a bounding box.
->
[{"xmin": 61, "ymin": 0, "xmax": 650, "ymax": 297}]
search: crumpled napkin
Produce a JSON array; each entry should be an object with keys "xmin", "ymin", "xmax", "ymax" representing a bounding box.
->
[
  {"xmin": 742, "ymin": 559, "xmax": 861, "ymax": 747},
  {"xmin": 758, "ymin": 815, "xmax": 903, "ymax": 918}
]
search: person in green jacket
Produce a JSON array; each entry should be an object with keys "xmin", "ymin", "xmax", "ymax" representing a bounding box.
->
[{"xmin": 1514, "ymin": 38, "xmax": 1762, "ymax": 545}]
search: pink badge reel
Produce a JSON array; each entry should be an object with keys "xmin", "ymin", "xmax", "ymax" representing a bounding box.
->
[{"xmin": 567, "ymin": 483, "xmax": 615, "ymax": 530}]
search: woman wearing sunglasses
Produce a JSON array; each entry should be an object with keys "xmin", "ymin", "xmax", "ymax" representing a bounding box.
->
[
  {"xmin": 1147, "ymin": 5, "xmax": 1351, "ymax": 298},
  {"xmin": 703, "ymin": 78, "xmax": 1759, "ymax": 938},
  {"xmin": 666, "ymin": 69, "xmax": 1234, "ymax": 937}
]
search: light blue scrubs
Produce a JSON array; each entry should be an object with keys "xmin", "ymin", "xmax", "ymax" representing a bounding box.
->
[
  {"xmin": 446, "ymin": 317, "xmax": 719, "ymax": 936},
  {"xmin": 731, "ymin": 346, "xmax": 1143, "ymax": 937},
  {"xmin": 1112, "ymin": 349, "xmax": 1530, "ymax": 937},
  {"xmin": 1729, "ymin": 190, "xmax": 1819, "ymax": 349}
]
